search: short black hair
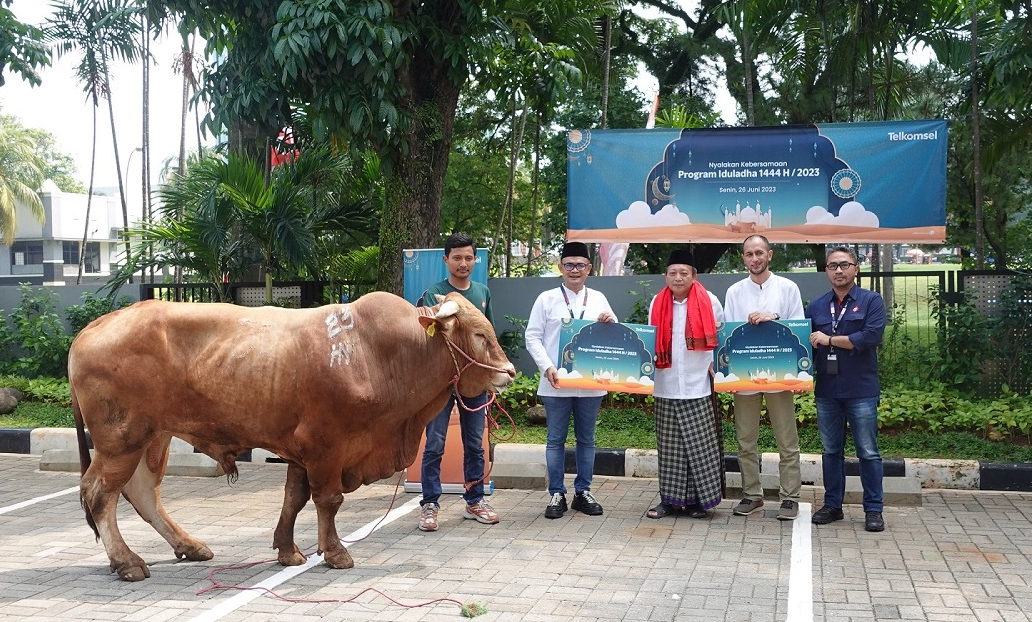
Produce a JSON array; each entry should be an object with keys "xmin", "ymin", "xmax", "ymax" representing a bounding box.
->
[
  {"xmin": 444, "ymin": 232, "xmax": 476, "ymax": 256},
  {"xmin": 826, "ymin": 245, "xmax": 858, "ymax": 263}
]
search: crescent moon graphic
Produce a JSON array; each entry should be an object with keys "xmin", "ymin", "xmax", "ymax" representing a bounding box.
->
[{"xmin": 651, "ymin": 176, "xmax": 674, "ymax": 202}]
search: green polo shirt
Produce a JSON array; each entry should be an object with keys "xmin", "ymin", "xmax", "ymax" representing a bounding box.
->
[{"xmin": 419, "ymin": 280, "xmax": 494, "ymax": 326}]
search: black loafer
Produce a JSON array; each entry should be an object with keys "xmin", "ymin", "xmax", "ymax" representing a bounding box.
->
[
  {"xmin": 811, "ymin": 505, "xmax": 844, "ymax": 524},
  {"xmin": 865, "ymin": 511, "xmax": 885, "ymax": 532}
]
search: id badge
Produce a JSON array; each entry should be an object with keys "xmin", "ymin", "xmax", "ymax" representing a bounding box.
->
[{"xmin": 826, "ymin": 353, "xmax": 838, "ymax": 375}]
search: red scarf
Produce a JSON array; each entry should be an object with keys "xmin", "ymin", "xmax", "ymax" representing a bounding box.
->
[{"xmin": 651, "ymin": 281, "xmax": 718, "ymax": 369}]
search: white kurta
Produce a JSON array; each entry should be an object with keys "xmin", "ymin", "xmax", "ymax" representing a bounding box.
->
[
  {"xmin": 525, "ymin": 283, "xmax": 616, "ymax": 397},
  {"xmin": 648, "ymin": 292, "xmax": 724, "ymax": 400},
  {"xmin": 723, "ymin": 273, "xmax": 805, "ymax": 395}
]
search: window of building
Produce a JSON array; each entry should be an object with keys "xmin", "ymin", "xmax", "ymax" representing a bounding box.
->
[
  {"xmin": 84, "ymin": 242, "xmax": 100, "ymax": 273},
  {"xmin": 62, "ymin": 241, "xmax": 79, "ymax": 265},
  {"xmin": 10, "ymin": 241, "xmax": 43, "ymax": 266},
  {"xmin": 61, "ymin": 241, "xmax": 102, "ymax": 272}
]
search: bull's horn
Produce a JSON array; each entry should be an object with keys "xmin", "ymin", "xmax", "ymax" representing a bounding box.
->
[{"xmin": 435, "ymin": 300, "xmax": 459, "ymax": 319}]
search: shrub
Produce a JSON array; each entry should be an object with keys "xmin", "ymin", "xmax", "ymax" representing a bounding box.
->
[
  {"xmin": 0, "ymin": 284, "xmax": 73, "ymax": 378},
  {"xmin": 929, "ymin": 287, "xmax": 994, "ymax": 395},
  {"xmin": 65, "ymin": 291, "xmax": 132, "ymax": 335}
]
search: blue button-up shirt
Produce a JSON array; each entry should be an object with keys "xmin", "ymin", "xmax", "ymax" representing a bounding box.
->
[{"xmin": 805, "ymin": 284, "xmax": 886, "ymax": 399}]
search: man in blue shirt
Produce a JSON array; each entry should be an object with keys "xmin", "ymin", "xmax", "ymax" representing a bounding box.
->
[{"xmin": 805, "ymin": 246, "xmax": 887, "ymax": 532}]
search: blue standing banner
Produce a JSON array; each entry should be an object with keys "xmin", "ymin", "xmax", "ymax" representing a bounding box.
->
[{"xmin": 566, "ymin": 120, "xmax": 947, "ymax": 244}]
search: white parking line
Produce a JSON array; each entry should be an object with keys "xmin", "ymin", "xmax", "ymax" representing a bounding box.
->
[
  {"xmin": 0, "ymin": 486, "xmax": 80, "ymax": 515},
  {"xmin": 786, "ymin": 502, "xmax": 814, "ymax": 622},
  {"xmin": 188, "ymin": 496, "xmax": 422, "ymax": 622}
]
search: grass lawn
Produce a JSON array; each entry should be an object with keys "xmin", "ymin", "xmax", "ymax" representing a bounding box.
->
[
  {"xmin": 6, "ymin": 400, "xmax": 1031, "ymax": 463},
  {"xmin": 493, "ymin": 406, "xmax": 1032, "ymax": 463}
]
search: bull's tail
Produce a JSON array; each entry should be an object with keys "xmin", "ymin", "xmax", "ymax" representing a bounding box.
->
[{"xmin": 71, "ymin": 385, "xmax": 100, "ymax": 540}]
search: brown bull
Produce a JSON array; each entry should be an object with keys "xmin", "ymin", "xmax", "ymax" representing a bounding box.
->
[{"xmin": 68, "ymin": 291, "xmax": 515, "ymax": 581}]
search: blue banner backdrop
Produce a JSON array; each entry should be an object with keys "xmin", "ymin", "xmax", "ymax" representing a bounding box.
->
[
  {"xmin": 401, "ymin": 248, "xmax": 490, "ymax": 305},
  {"xmin": 566, "ymin": 120, "xmax": 947, "ymax": 244}
]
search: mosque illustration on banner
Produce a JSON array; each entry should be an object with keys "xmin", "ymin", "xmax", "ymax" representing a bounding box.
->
[{"xmin": 723, "ymin": 199, "xmax": 773, "ymax": 232}]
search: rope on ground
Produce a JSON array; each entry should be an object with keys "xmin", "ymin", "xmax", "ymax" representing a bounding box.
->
[{"xmin": 196, "ymin": 475, "xmax": 488, "ymax": 616}]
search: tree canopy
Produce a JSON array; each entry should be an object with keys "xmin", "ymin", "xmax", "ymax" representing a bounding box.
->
[
  {"xmin": 0, "ymin": 0, "xmax": 49, "ymax": 88},
  {"xmin": 147, "ymin": 0, "xmax": 614, "ymax": 293}
]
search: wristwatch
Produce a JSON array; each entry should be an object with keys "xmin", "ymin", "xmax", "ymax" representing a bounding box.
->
[{"xmin": 773, "ymin": 313, "xmax": 780, "ymax": 320}]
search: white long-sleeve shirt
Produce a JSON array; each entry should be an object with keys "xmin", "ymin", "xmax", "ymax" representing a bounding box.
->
[
  {"xmin": 723, "ymin": 273, "xmax": 805, "ymax": 395},
  {"xmin": 524, "ymin": 283, "xmax": 616, "ymax": 397},
  {"xmin": 648, "ymin": 292, "xmax": 724, "ymax": 400},
  {"xmin": 723, "ymin": 273, "xmax": 804, "ymax": 322}
]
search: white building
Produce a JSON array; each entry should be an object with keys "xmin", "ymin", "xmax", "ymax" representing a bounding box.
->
[{"xmin": 1, "ymin": 181, "xmax": 144, "ymax": 285}]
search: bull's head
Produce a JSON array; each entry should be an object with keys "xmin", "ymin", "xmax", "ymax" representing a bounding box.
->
[{"xmin": 418, "ymin": 293, "xmax": 516, "ymax": 397}]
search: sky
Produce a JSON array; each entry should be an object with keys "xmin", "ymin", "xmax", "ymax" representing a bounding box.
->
[
  {"xmin": 0, "ymin": 1, "xmax": 733, "ymax": 205},
  {"xmin": 2, "ymin": 1, "xmax": 214, "ymax": 203}
]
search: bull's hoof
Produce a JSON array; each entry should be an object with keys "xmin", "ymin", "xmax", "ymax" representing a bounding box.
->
[
  {"xmin": 112, "ymin": 561, "xmax": 151, "ymax": 582},
  {"xmin": 323, "ymin": 548, "xmax": 354, "ymax": 569},
  {"xmin": 277, "ymin": 545, "xmax": 307, "ymax": 567},
  {"xmin": 175, "ymin": 544, "xmax": 214, "ymax": 562}
]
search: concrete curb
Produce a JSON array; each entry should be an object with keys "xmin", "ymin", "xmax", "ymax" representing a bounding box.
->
[{"xmin": 2, "ymin": 427, "xmax": 1029, "ymax": 492}]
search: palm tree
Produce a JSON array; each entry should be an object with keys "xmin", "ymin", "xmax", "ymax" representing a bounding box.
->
[
  {"xmin": 0, "ymin": 113, "xmax": 46, "ymax": 244},
  {"xmin": 486, "ymin": 0, "xmax": 613, "ymax": 275},
  {"xmin": 48, "ymin": 0, "xmax": 142, "ymax": 284},
  {"xmin": 110, "ymin": 150, "xmax": 378, "ymax": 304}
]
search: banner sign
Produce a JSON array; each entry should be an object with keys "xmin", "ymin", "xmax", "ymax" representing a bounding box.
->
[
  {"xmin": 402, "ymin": 248, "xmax": 489, "ymax": 305},
  {"xmin": 714, "ymin": 319, "xmax": 814, "ymax": 393},
  {"xmin": 566, "ymin": 120, "xmax": 947, "ymax": 244},
  {"xmin": 555, "ymin": 319, "xmax": 657, "ymax": 395}
]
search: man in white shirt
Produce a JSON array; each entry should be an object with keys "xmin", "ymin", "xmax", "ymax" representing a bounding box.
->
[
  {"xmin": 524, "ymin": 241, "xmax": 617, "ymax": 519},
  {"xmin": 723, "ymin": 235, "xmax": 805, "ymax": 521}
]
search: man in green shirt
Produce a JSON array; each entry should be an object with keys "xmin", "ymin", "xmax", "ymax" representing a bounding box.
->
[{"xmin": 416, "ymin": 233, "xmax": 499, "ymax": 532}]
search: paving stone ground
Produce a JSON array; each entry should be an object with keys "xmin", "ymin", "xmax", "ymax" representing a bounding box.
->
[{"xmin": 1, "ymin": 453, "xmax": 1030, "ymax": 622}]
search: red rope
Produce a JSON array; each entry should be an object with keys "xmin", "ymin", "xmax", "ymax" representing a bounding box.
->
[{"xmin": 196, "ymin": 475, "xmax": 466, "ymax": 613}]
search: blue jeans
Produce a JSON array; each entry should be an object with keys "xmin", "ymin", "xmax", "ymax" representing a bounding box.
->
[
  {"xmin": 816, "ymin": 395, "xmax": 883, "ymax": 512},
  {"xmin": 420, "ymin": 391, "xmax": 490, "ymax": 506},
  {"xmin": 541, "ymin": 395, "xmax": 604, "ymax": 495}
]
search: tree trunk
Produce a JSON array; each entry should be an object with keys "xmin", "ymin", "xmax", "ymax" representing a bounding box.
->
[
  {"xmin": 526, "ymin": 121, "xmax": 541, "ymax": 273},
  {"xmin": 178, "ymin": 42, "xmax": 190, "ymax": 177},
  {"xmin": 970, "ymin": 0, "xmax": 984, "ymax": 269},
  {"xmin": 78, "ymin": 105, "xmax": 98, "ymax": 285},
  {"xmin": 141, "ymin": 15, "xmax": 151, "ymax": 283},
  {"xmin": 741, "ymin": 16, "xmax": 755, "ymax": 126},
  {"xmin": 375, "ymin": 71, "xmax": 462, "ymax": 295},
  {"xmin": 600, "ymin": 14, "xmax": 611, "ymax": 129},
  {"xmin": 104, "ymin": 69, "xmax": 132, "ymax": 283}
]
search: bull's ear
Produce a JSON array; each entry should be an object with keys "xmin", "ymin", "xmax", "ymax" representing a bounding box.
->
[
  {"xmin": 434, "ymin": 294, "xmax": 447, "ymax": 304},
  {"xmin": 418, "ymin": 315, "xmax": 439, "ymax": 336}
]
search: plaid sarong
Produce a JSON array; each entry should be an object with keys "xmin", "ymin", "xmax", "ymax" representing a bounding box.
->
[{"xmin": 654, "ymin": 396, "xmax": 723, "ymax": 510}]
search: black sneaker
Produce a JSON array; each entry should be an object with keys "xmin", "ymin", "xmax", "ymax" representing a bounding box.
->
[
  {"xmin": 571, "ymin": 491, "xmax": 603, "ymax": 515},
  {"xmin": 865, "ymin": 511, "xmax": 885, "ymax": 532},
  {"xmin": 544, "ymin": 492, "xmax": 567, "ymax": 519},
  {"xmin": 811, "ymin": 505, "xmax": 844, "ymax": 524}
]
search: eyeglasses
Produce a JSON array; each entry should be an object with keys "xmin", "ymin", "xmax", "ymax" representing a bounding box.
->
[
  {"xmin": 562, "ymin": 262, "xmax": 589, "ymax": 271},
  {"xmin": 826, "ymin": 261, "xmax": 857, "ymax": 271}
]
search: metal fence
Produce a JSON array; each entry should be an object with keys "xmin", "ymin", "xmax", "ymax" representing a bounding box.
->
[
  {"xmin": 860, "ymin": 268, "xmax": 1029, "ymax": 394},
  {"xmin": 134, "ymin": 269, "xmax": 1028, "ymax": 393},
  {"xmin": 140, "ymin": 281, "xmax": 365, "ymax": 307}
]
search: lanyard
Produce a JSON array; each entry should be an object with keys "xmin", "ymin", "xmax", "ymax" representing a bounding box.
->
[
  {"xmin": 829, "ymin": 297, "xmax": 849, "ymax": 335},
  {"xmin": 560, "ymin": 286, "xmax": 588, "ymax": 320}
]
